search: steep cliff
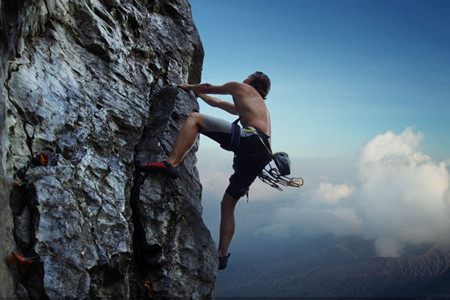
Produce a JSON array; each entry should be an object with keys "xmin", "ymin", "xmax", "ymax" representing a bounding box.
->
[{"xmin": 0, "ymin": 0, "xmax": 217, "ymax": 298}]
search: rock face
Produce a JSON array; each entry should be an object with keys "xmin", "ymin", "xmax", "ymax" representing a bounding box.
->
[{"xmin": 1, "ymin": 0, "xmax": 217, "ymax": 298}]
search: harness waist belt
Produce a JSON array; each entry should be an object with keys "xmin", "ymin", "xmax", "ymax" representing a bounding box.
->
[{"xmin": 246, "ymin": 126, "xmax": 272, "ymax": 156}]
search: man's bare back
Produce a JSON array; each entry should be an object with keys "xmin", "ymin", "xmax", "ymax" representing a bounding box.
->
[{"xmin": 233, "ymin": 80, "xmax": 271, "ymax": 136}]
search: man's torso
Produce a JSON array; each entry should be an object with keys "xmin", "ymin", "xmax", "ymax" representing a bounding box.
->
[{"xmin": 232, "ymin": 84, "xmax": 271, "ymax": 138}]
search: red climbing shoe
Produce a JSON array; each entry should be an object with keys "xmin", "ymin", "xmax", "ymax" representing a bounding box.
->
[{"xmin": 138, "ymin": 160, "xmax": 180, "ymax": 179}]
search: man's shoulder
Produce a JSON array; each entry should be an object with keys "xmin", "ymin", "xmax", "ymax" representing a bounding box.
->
[
  {"xmin": 224, "ymin": 81, "xmax": 244, "ymax": 88},
  {"xmin": 226, "ymin": 81, "xmax": 258, "ymax": 94}
]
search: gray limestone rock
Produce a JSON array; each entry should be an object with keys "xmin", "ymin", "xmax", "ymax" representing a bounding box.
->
[{"xmin": 1, "ymin": 0, "xmax": 217, "ymax": 298}]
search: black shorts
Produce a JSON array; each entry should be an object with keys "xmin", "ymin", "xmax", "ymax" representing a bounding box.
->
[{"xmin": 202, "ymin": 116, "xmax": 272, "ymax": 200}]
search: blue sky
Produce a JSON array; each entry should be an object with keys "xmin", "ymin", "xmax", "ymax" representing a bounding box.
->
[
  {"xmin": 189, "ymin": 0, "xmax": 450, "ymax": 275},
  {"xmin": 190, "ymin": 0, "xmax": 450, "ymax": 161}
]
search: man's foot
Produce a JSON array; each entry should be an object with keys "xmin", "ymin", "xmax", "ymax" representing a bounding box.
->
[
  {"xmin": 138, "ymin": 161, "xmax": 180, "ymax": 179},
  {"xmin": 218, "ymin": 253, "xmax": 231, "ymax": 270}
]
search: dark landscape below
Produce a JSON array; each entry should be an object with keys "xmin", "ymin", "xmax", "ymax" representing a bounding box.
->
[{"xmin": 215, "ymin": 235, "xmax": 450, "ymax": 297}]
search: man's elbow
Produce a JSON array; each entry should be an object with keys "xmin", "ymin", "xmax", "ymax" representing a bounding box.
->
[{"xmin": 199, "ymin": 83, "xmax": 213, "ymax": 92}]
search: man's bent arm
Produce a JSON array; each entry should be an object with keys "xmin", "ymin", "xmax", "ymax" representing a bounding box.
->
[{"xmin": 197, "ymin": 93, "xmax": 237, "ymax": 115}]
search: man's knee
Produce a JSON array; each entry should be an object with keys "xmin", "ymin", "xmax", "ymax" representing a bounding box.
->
[
  {"xmin": 186, "ymin": 112, "xmax": 205, "ymax": 131},
  {"xmin": 188, "ymin": 112, "xmax": 201, "ymax": 118}
]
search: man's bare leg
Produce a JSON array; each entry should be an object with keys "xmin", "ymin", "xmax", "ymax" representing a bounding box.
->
[
  {"xmin": 139, "ymin": 112, "xmax": 205, "ymax": 177},
  {"xmin": 166, "ymin": 112, "xmax": 206, "ymax": 167},
  {"xmin": 218, "ymin": 192, "xmax": 239, "ymax": 257}
]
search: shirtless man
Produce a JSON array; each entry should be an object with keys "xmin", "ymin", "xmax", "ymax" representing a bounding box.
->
[{"xmin": 139, "ymin": 72, "xmax": 272, "ymax": 270}]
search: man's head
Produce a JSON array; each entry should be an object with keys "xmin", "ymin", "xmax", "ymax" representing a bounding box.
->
[{"xmin": 245, "ymin": 71, "xmax": 271, "ymax": 100}]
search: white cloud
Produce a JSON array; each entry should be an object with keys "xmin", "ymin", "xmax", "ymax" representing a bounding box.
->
[
  {"xmin": 259, "ymin": 206, "xmax": 363, "ymax": 238},
  {"xmin": 258, "ymin": 127, "xmax": 450, "ymax": 257},
  {"xmin": 257, "ymin": 181, "xmax": 360, "ymax": 238},
  {"xmin": 314, "ymin": 182, "xmax": 355, "ymax": 205},
  {"xmin": 357, "ymin": 127, "xmax": 450, "ymax": 256}
]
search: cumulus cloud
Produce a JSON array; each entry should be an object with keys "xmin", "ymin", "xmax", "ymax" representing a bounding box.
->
[
  {"xmin": 259, "ymin": 127, "xmax": 450, "ymax": 257},
  {"xmin": 357, "ymin": 127, "xmax": 450, "ymax": 256},
  {"xmin": 314, "ymin": 182, "xmax": 355, "ymax": 205},
  {"xmin": 259, "ymin": 181, "xmax": 360, "ymax": 238},
  {"xmin": 260, "ymin": 206, "xmax": 363, "ymax": 238}
]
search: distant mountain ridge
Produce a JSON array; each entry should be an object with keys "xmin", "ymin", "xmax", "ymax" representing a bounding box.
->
[{"xmin": 217, "ymin": 236, "xmax": 450, "ymax": 297}]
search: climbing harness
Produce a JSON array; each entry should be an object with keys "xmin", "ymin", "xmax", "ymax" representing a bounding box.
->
[
  {"xmin": 233, "ymin": 118, "xmax": 304, "ymax": 191},
  {"xmin": 221, "ymin": 119, "xmax": 241, "ymax": 151}
]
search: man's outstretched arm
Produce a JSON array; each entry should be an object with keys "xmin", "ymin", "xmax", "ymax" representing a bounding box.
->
[
  {"xmin": 196, "ymin": 93, "xmax": 237, "ymax": 115},
  {"xmin": 179, "ymin": 82, "xmax": 241, "ymax": 115},
  {"xmin": 179, "ymin": 82, "xmax": 241, "ymax": 96}
]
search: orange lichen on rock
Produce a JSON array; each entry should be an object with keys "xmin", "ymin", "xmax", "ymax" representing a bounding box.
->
[
  {"xmin": 37, "ymin": 153, "xmax": 49, "ymax": 166},
  {"xmin": 7, "ymin": 251, "xmax": 34, "ymax": 274}
]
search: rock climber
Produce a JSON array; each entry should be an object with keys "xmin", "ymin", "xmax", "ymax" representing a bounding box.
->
[{"xmin": 138, "ymin": 71, "xmax": 272, "ymax": 270}]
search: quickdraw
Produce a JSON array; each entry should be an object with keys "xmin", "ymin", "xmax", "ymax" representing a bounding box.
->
[{"xmin": 258, "ymin": 161, "xmax": 304, "ymax": 191}]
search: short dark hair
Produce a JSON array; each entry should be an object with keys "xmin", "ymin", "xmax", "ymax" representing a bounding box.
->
[{"xmin": 248, "ymin": 71, "xmax": 271, "ymax": 99}]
